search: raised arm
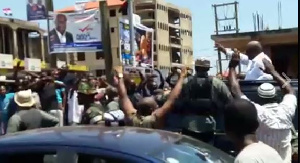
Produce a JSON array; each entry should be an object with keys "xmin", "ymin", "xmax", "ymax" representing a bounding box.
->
[
  {"xmin": 115, "ymin": 66, "xmax": 137, "ymax": 117},
  {"xmin": 154, "ymin": 67, "xmax": 187, "ymax": 119},
  {"xmin": 228, "ymin": 50, "xmax": 244, "ymax": 98},
  {"xmin": 262, "ymin": 58, "xmax": 294, "ymax": 95},
  {"xmin": 215, "ymin": 43, "xmax": 249, "ymax": 65}
]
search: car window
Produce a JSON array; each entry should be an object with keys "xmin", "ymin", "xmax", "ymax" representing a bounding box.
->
[
  {"xmin": 150, "ymin": 137, "xmax": 234, "ymax": 163},
  {"xmin": 0, "ymin": 149, "xmax": 141, "ymax": 163}
]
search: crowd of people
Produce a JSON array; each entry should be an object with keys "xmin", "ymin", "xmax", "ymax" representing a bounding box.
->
[{"xmin": 0, "ymin": 41, "xmax": 298, "ymax": 163}]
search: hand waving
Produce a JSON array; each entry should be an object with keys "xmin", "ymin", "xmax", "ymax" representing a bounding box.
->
[{"xmin": 180, "ymin": 66, "xmax": 188, "ymax": 78}]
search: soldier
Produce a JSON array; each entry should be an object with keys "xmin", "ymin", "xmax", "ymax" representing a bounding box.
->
[
  {"xmin": 78, "ymin": 81, "xmax": 124, "ymax": 125},
  {"xmin": 179, "ymin": 58, "xmax": 232, "ymax": 143}
]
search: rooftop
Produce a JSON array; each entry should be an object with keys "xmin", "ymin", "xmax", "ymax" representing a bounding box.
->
[{"xmin": 55, "ymin": 0, "xmax": 125, "ymax": 13}]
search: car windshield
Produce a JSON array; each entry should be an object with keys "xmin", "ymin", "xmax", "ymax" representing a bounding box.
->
[{"xmin": 150, "ymin": 136, "xmax": 233, "ymax": 163}]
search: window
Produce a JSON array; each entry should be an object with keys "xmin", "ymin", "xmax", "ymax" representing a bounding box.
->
[
  {"xmin": 96, "ymin": 51, "xmax": 104, "ymax": 60},
  {"xmin": 154, "ymin": 54, "xmax": 157, "ymax": 61},
  {"xmin": 77, "ymin": 52, "xmax": 85, "ymax": 61},
  {"xmin": 0, "ymin": 151, "xmax": 141, "ymax": 163},
  {"xmin": 154, "ymin": 45, "xmax": 157, "ymax": 52},
  {"xmin": 96, "ymin": 70, "xmax": 105, "ymax": 77},
  {"xmin": 111, "ymin": 28, "xmax": 115, "ymax": 33},
  {"xmin": 109, "ymin": 9, "xmax": 116, "ymax": 17}
]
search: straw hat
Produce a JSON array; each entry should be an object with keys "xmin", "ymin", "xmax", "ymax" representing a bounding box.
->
[{"xmin": 14, "ymin": 90, "xmax": 36, "ymax": 107}]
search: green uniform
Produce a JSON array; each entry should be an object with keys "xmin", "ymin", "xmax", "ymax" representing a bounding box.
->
[{"xmin": 129, "ymin": 113, "xmax": 157, "ymax": 129}]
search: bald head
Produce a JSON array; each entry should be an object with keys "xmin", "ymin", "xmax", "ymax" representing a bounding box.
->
[{"xmin": 246, "ymin": 41, "xmax": 263, "ymax": 59}]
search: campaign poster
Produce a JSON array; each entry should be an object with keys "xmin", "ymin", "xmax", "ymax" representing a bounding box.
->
[
  {"xmin": 27, "ymin": 0, "xmax": 47, "ymax": 21},
  {"xmin": 48, "ymin": 9, "xmax": 102, "ymax": 54},
  {"xmin": 119, "ymin": 20, "xmax": 153, "ymax": 68}
]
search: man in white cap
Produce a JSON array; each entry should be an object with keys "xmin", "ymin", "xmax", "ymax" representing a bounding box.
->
[
  {"xmin": 216, "ymin": 41, "xmax": 273, "ymax": 80},
  {"xmin": 6, "ymin": 90, "xmax": 59, "ymax": 133},
  {"xmin": 228, "ymin": 50, "xmax": 297, "ymax": 162}
]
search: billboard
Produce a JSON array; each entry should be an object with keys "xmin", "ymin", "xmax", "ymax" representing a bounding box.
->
[
  {"xmin": 119, "ymin": 19, "xmax": 154, "ymax": 68},
  {"xmin": 48, "ymin": 9, "xmax": 102, "ymax": 54},
  {"xmin": 27, "ymin": 0, "xmax": 47, "ymax": 21}
]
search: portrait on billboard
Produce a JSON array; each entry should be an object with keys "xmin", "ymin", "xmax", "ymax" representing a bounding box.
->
[
  {"xmin": 49, "ymin": 10, "xmax": 102, "ymax": 53},
  {"xmin": 49, "ymin": 14, "xmax": 74, "ymax": 45},
  {"xmin": 27, "ymin": 0, "xmax": 47, "ymax": 21}
]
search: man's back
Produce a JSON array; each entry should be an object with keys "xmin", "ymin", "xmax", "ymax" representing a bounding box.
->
[{"xmin": 235, "ymin": 142, "xmax": 283, "ymax": 163}]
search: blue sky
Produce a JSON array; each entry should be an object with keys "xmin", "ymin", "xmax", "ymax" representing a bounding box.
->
[{"xmin": 0, "ymin": 0, "xmax": 298, "ymax": 74}]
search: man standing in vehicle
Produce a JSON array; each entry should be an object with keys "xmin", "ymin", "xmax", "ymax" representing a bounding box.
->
[
  {"xmin": 179, "ymin": 58, "xmax": 232, "ymax": 143},
  {"xmin": 215, "ymin": 41, "xmax": 273, "ymax": 80}
]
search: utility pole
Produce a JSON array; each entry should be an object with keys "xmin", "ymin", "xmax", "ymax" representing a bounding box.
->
[
  {"xmin": 128, "ymin": 0, "xmax": 135, "ymax": 67},
  {"xmin": 99, "ymin": 0, "xmax": 113, "ymax": 84},
  {"xmin": 213, "ymin": 1, "xmax": 239, "ymax": 75}
]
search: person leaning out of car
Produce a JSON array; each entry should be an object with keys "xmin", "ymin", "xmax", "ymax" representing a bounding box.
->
[{"xmin": 6, "ymin": 90, "xmax": 59, "ymax": 133}]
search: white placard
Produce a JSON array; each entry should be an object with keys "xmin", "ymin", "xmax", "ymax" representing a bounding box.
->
[
  {"xmin": 0, "ymin": 54, "xmax": 13, "ymax": 69},
  {"xmin": 57, "ymin": 60, "xmax": 66, "ymax": 68},
  {"xmin": 25, "ymin": 58, "xmax": 41, "ymax": 72}
]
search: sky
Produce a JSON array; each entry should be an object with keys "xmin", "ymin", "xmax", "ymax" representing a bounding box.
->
[{"xmin": 0, "ymin": 0, "xmax": 298, "ymax": 75}]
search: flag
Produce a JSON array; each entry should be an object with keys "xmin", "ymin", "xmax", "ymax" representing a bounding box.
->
[{"xmin": 3, "ymin": 8, "xmax": 12, "ymax": 16}]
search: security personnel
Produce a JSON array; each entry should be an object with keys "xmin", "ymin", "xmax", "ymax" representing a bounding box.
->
[
  {"xmin": 78, "ymin": 82, "xmax": 125, "ymax": 125},
  {"xmin": 179, "ymin": 58, "xmax": 232, "ymax": 143}
]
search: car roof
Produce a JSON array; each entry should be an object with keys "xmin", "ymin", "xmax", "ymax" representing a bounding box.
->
[{"xmin": 0, "ymin": 126, "xmax": 183, "ymax": 156}]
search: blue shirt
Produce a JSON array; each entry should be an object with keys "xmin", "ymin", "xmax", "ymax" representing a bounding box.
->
[
  {"xmin": 55, "ymin": 81, "xmax": 65, "ymax": 104},
  {"xmin": 0, "ymin": 93, "xmax": 14, "ymax": 112}
]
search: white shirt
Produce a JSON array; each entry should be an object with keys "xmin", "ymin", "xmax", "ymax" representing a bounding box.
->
[
  {"xmin": 55, "ymin": 29, "xmax": 67, "ymax": 43},
  {"xmin": 226, "ymin": 49, "xmax": 273, "ymax": 80},
  {"xmin": 235, "ymin": 142, "xmax": 283, "ymax": 163},
  {"xmin": 241, "ymin": 94, "xmax": 297, "ymax": 163},
  {"xmin": 67, "ymin": 90, "xmax": 84, "ymax": 124}
]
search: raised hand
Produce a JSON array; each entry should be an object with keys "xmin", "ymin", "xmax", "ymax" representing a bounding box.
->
[
  {"xmin": 262, "ymin": 58, "xmax": 275, "ymax": 74},
  {"xmin": 229, "ymin": 49, "xmax": 240, "ymax": 68}
]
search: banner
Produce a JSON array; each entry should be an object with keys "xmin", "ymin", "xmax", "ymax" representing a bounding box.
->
[
  {"xmin": 27, "ymin": 0, "xmax": 47, "ymax": 21},
  {"xmin": 75, "ymin": 1, "xmax": 87, "ymax": 13},
  {"xmin": 119, "ymin": 19, "xmax": 154, "ymax": 68},
  {"xmin": 0, "ymin": 54, "xmax": 13, "ymax": 69},
  {"xmin": 49, "ymin": 9, "xmax": 102, "ymax": 53},
  {"xmin": 25, "ymin": 58, "xmax": 41, "ymax": 72}
]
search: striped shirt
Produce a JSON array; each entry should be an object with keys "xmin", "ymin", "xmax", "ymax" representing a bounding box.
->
[{"xmin": 241, "ymin": 94, "xmax": 297, "ymax": 163}]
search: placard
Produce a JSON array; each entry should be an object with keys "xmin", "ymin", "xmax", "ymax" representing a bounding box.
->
[
  {"xmin": 0, "ymin": 54, "xmax": 13, "ymax": 69},
  {"xmin": 25, "ymin": 58, "xmax": 42, "ymax": 72}
]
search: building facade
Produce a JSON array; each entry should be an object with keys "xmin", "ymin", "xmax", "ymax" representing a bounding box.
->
[
  {"xmin": 0, "ymin": 16, "xmax": 46, "ymax": 72},
  {"xmin": 134, "ymin": 0, "xmax": 193, "ymax": 71},
  {"xmin": 56, "ymin": 0, "xmax": 194, "ymax": 76}
]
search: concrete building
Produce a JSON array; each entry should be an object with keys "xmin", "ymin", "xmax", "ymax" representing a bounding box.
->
[
  {"xmin": 56, "ymin": 0, "xmax": 194, "ymax": 76},
  {"xmin": 0, "ymin": 16, "xmax": 46, "ymax": 71},
  {"xmin": 211, "ymin": 27, "xmax": 298, "ymax": 79},
  {"xmin": 134, "ymin": 0, "xmax": 194, "ymax": 72}
]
